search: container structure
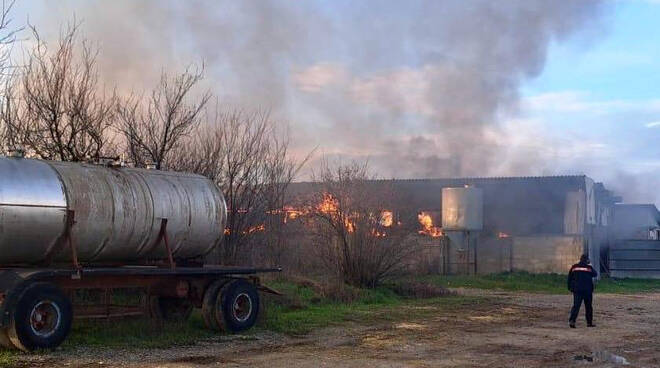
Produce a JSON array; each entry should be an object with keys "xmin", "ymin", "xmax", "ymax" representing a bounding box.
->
[
  {"xmin": 0, "ymin": 156, "xmax": 276, "ymax": 351},
  {"xmin": 441, "ymin": 186, "xmax": 484, "ymax": 231},
  {"xmin": 0, "ymin": 156, "xmax": 227, "ymax": 265}
]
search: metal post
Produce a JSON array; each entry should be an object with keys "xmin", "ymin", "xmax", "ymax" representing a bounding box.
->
[
  {"xmin": 472, "ymin": 231, "xmax": 477, "ymax": 275},
  {"xmin": 509, "ymin": 238, "xmax": 514, "ymax": 272},
  {"xmin": 158, "ymin": 219, "xmax": 176, "ymax": 269},
  {"xmin": 66, "ymin": 210, "xmax": 82, "ymax": 273}
]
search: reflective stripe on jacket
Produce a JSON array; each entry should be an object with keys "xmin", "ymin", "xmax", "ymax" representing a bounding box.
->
[{"xmin": 567, "ymin": 262, "xmax": 597, "ymax": 293}]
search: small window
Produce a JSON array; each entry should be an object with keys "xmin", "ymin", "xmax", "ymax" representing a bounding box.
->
[{"xmin": 650, "ymin": 229, "xmax": 660, "ymax": 240}]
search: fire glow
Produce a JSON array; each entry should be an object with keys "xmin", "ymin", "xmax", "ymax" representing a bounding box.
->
[
  {"xmin": 380, "ymin": 210, "xmax": 393, "ymax": 227},
  {"xmin": 318, "ymin": 193, "xmax": 338, "ymax": 214},
  {"xmin": 224, "ymin": 224, "xmax": 266, "ymax": 236},
  {"xmin": 317, "ymin": 193, "xmax": 356, "ymax": 232},
  {"xmin": 244, "ymin": 224, "xmax": 265, "ymax": 234},
  {"xmin": 418, "ymin": 212, "xmax": 443, "ymax": 237}
]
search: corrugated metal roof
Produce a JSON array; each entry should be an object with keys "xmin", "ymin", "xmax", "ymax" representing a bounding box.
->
[
  {"xmin": 615, "ymin": 203, "xmax": 660, "ymax": 222},
  {"xmin": 293, "ymin": 174, "xmax": 589, "ymax": 185}
]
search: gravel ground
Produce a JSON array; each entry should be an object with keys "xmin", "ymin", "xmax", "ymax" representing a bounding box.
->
[{"xmin": 11, "ymin": 289, "xmax": 660, "ymax": 367}]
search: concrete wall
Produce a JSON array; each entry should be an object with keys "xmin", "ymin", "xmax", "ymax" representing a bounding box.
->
[
  {"xmin": 511, "ymin": 235, "xmax": 584, "ymax": 274},
  {"xmin": 564, "ymin": 191, "xmax": 586, "ymax": 235},
  {"xmin": 414, "ymin": 234, "xmax": 584, "ymax": 275},
  {"xmin": 476, "ymin": 237, "xmax": 512, "ymax": 275}
]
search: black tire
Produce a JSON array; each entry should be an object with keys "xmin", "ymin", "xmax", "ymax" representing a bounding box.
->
[
  {"xmin": 7, "ymin": 283, "xmax": 73, "ymax": 351},
  {"xmin": 218, "ymin": 279, "xmax": 260, "ymax": 333},
  {"xmin": 201, "ymin": 279, "xmax": 230, "ymax": 331},
  {"xmin": 0, "ymin": 328, "xmax": 15, "ymax": 349},
  {"xmin": 149, "ymin": 296, "xmax": 193, "ymax": 322}
]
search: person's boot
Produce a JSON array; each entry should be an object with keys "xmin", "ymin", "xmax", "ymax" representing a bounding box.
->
[
  {"xmin": 569, "ymin": 321, "xmax": 576, "ymax": 328},
  {"xmin": 587, "ymin": 323, "xmax": 595, "ymax": 327}
]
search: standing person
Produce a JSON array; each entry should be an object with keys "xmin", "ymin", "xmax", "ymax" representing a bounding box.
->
[{"xmin": 567, "ymin": 254, "xmax": 598, "ymax": 328}]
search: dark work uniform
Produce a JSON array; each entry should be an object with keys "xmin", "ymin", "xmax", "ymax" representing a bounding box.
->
[{"xmin": 567, "ymin": 262, "xmax": 598, "ymax": 325}]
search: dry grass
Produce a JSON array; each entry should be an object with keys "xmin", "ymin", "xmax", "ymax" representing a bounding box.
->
[
  {"xmin": 388, "ymin": 280, "xmax": 455, "ymax": 299},
  {"xmin": 282, "ymin": 274, "xmax": 364, "ymax": 303}
]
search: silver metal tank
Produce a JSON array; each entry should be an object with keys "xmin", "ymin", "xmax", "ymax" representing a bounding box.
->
[
  {"xmin": 441, "ymin": 186, "xmax": 483, "ymax": 231},
  {"xmin": 0, "ymin": 156, "xmax": 227, "ymax": 265}
]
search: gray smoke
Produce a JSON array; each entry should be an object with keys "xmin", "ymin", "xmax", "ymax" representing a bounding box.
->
[{"xmin": 21, "ymin": 1, "xmax": 612, "ymax": 180}]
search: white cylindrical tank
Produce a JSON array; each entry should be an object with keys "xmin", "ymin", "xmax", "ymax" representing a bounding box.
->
[
  {"xmin": 441, "ymin": 186, "xmax": 483, "ymax": 231},
  {"xmin": 0, "ymin": 156, "xmax": 227, "ymax": 265}
]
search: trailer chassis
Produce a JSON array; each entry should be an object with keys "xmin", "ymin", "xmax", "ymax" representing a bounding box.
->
[
  {"xmin": 0, "ymin": 212, "xmax": 281, "ymax": 351},
  {"xmin": 0, "ymin": 265, "xmax": 280, "ymax": 351}
]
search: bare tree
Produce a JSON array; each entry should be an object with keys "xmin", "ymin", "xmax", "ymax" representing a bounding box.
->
[
  {"xmin": 309, "ymin": 160, "xmax": 417, "ymax": 287},
  {"xmin": 0, "ymin": 0, "xmax": 19, "ymax": 78},
  {"xmin": 0, "ymin": 80, "xmax": 18, "ymax": 150},
  {"xmin": 261, "ymin": 128, "xmax": 313, "ymax": 266},
  {"xmin": 1, "ymin": 23, "xmax": 117, "ymax": 161},
  {"xmin": 0, "ymin": 1, "xmax": 22, "ymax": 152},
  {"xmin": 117, "ymin": 66, "xmax": 210, "ymax": 169},
  {"xmin": 171, "ymin": 107, "xmax": 309, "ymax": 265}
]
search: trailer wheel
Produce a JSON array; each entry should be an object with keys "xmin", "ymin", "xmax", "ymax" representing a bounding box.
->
[
  {"xmin": 7, "ymin": 283, "xmax": 72, "ymax": 351},
  {"xmin": 218, "ymin": 279, "xmax": 260, "ymax": 333},
  {"xmin": 149, "ymin": 296, "xmax": 193, "ymax": 321},
  {"xmin": 0, "ymin": 328, "xmax": 15, "ymax": 349},
  {"xmin": 202, "ymin": 279, "xmax": 229, "ymax": 331}
]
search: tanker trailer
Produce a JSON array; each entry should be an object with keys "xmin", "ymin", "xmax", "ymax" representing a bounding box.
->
[{"xmin": 0, "ymin": 155, "xmax": 280, "ymax": 351}]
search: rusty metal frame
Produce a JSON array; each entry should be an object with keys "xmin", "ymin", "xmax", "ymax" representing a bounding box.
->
[
  {"xmin": 75, "ymin": 304, "xmax": 145, "ymax": 320},
  {"xmin": 153, "ymin": 218, "xmax": 176, "ymax": 269},
  {"xmin": 0, "ymin": 266, "xmax": 281, "ymax": 324},
  {"xmin": 41, "ymin": 209, "xmax": 82, "ymax": 270},
  {"xmin": 64, "ymin": 210, "xmax": 82, "ymax": 272}
]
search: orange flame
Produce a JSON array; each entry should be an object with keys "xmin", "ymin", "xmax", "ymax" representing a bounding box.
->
[
  {"xmin": 243, "ymin": 224, "xmax": 265, "ymax": 234},
  {"xmin": 418, "ymin": 212, "xmax": 443, "ymax": 237},
  {"xmin": 225, "ymin": 224, "xmax": 266, "ymax": 236},
  {"xmin": 286, "ymin": 208, "xmax": 303, "ymax": 220},
  {"xmin": 317, "ymin": 193, "xmax": 355, "ymax": 232},
  {"xmin": 345, "ymin": 218, "xmax": 355, "ymax": 233},
  {"xmin": 267, "ymin": 206, "xmax": 308, "ymax": 223},
  {"xmin": 318, "ymin": 193, "xmax": 338, "ymax": 214},
  {"xmin": 380, "ymin": 210, "xmax": 393, "ymax": 227},
  {"xmin": 281, "ymin": 206, "xmax": 305, "ymax": 223}
]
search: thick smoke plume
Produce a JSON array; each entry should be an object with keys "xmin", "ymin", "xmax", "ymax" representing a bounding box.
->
[{"xmin": 23, "ymin": 0, "xmax": 608, "ymax": 179}]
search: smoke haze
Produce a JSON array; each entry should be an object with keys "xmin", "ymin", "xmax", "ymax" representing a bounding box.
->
[{"xmin": 19, "ymin": 1, "xmax": 655, "ymax": 201}]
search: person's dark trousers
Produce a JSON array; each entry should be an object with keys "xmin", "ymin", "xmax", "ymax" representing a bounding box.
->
[{"xmin": 569, "ymin": 291, "xmax": 593, "ymax": 325}]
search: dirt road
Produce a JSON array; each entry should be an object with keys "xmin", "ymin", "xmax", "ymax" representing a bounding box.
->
[{"xmin": 18, "ymin": 290, "xmax": 660, "ymax": 367}]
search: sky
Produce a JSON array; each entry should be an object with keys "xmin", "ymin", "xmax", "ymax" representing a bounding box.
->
[
  {"xmin": 7, "ymin": 0, "xmax": 660, "ymax": 204},
  {"xmin": 515, "ymin": 0, "xmax": 660, "ymax": 203}
]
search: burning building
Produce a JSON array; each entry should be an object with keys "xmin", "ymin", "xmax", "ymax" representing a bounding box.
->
[{"xmin": 286, "ymin": 175, "xmax": 621, "ymax": 276}]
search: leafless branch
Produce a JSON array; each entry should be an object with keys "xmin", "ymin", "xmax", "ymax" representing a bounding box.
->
[
  {"xmin": 308, "ymin": 160, "xmax": 418, "ymax": 287},
  {"xmin": 117, "ymin": 66, "xmax": 210, "ymax": 169},
  {"xmin": 1, "ymin": 22, "xmax": 116, "ymax": 160},
  {"xmin": 171, "ymin": 106, "xmax": 311, "ymax": 265},
  {"xmin": 0, "ymin": 0, "xmax": 21, "ymax": 78}
]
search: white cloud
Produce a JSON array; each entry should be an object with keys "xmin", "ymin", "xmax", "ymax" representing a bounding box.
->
[
  {"xmin": 523, "ymin": 91, "xmax": 660, "ymax": 115},
  {"xmin": 645, "ymin": 121, "xmax": 660, "ymax": 128},
  {"xmin": 523, "ymin": 91, "xmax": 593, "ymax": 112},
  {"xmin": 496, "ymin": 118, "xmax": 612, "ymax": 159},
  {"xmin": 292, "ymin": 63, "xmax": 348, "ymax": 92}
]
